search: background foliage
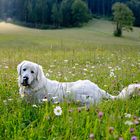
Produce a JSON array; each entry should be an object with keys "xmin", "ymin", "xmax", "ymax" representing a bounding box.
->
[{"xmin": 0, "ymin": 0, "xmax": 140, "ymax": 28}]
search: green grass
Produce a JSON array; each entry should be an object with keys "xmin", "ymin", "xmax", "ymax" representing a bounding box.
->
[{"xmin": 0, "ymin": 19, "xmax": 140, "ymax": 140}]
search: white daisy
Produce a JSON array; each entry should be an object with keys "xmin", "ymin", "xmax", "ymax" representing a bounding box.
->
[
  {"xmin": 83, "ymin": 68, "xmax": 88, "ymax": 71},
  {"xmin": 8, "ymin": 98, "xmax": 13, "ymax": 101},
  {"xmin": 110, "ymin": 71, "xmax": 115, "ymax": 77},
  {"xmin": 4, "ymin": 66, "xmax": 9, "ymax": 69},
  {"xmin": 64, "ymin": 60, "xmax": 68, "ymax": 63},
  {"xmin": 108, "ymin": 66, "xmax": 112, "ymax": 69},
  {"xmin": 75, "ymin": 63, "xmax": 79, "ymax": 66},
  {"xmin": 48, "ymin": 69, "xmax": 53, "ymax": 73},
  {"xmin": 3, "ymin": 100, "xmax": 7, "ymax": 104},
  {"xmin": 50, "ymin": 65, "xmax": 55, "ymax": 68},
  {"xmin": 91, "ymin": 66, "xmax": 95, "ymax": 69},
  {"xmin": 124, "ymin": 120, "xmax": 133, "ymax": 126},
  {"xmin": 124, "ymin": 113, "xmax": 131, "ymax": 118},
  {"xmin": 32, "ymin": 104, "xmax": 38, "ymax": 108},
  {"xmin": 54, "ymin": 106, "xmax": 62, "ymax": 116}
]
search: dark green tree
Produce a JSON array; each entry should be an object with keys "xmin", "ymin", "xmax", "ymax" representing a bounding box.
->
[
  {"xmin": 72, "ymin": 0, "xmax": 90, "ymax": 26},
  {"xmin": 112, "ymin": 2, "xmax": 135, "ymax": 37},
  {"xmin": 127, "ymin": 0, "xmax": 140, "ymax": 26},
  {"xmin": 41, "ymin": 0, "xmax": 49, "ymax": 24},
  {"xmin": 35, "ymin": 0, "xmax": 43, "ymax": 23},
  {"xmin": 60, "ymin": 0, "xmax": 73, "ymax": 27},
  {"xmin": 51, "ymin": 3, "xmax": 62, "ymax": 27},
  {"xmin": 26, "ymin": 0, "xmax": 33, "ymax": 22}
]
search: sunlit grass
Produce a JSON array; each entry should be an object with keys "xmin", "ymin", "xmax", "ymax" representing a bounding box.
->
[{"xmin": 0, "ymin": 19, "xmax": 140, "ymax": 139}]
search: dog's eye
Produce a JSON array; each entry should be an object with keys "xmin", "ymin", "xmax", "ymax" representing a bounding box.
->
[
  {"xmin": 31, "ymin": 71, "xmax": 34, "ymax": 74},
  {"xmin": 23, "ymin": 68, "xmax": 26, "ymax": 71}
]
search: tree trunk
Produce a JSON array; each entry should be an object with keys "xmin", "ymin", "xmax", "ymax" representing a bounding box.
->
[{"xmin": 116, "ymin": 22, "xmax": 122, "ymax": 36}]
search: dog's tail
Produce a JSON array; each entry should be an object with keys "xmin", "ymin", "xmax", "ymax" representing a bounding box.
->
[{"xmin": 113, "ymin": 84, "xmax": 140, "ymax": 99}]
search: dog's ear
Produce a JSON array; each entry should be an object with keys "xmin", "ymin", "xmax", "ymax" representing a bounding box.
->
[
  {"xmin": 17, "ymin": 61, "xmax": 25, "ymax": 76},
  {"xmin": 37, "ymin": 65, "xmax": 44, "ymax": 81}
]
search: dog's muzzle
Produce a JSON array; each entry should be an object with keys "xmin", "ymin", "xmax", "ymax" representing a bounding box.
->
[{"xmin": 22, "ymin": 76, "xmax": 29, "ymax": 86}]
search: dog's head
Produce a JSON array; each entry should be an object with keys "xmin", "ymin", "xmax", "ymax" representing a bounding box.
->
[{"xmin": 17, "ymin": 60, "xmax": 44, "ymax": 87}]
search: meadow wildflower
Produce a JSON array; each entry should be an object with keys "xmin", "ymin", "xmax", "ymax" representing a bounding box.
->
[
  {"xmin": 48, "ymin": 69, "xmax": 53, "ymax": 73},
  {"xmin": 89, "ymin": 133, "xmax": 94, "ymax": 140},
  {"xmin": 58, "ymin": 72, "xmax": 62, "ymax": 77},
  {"xmin": 54, "ymin": 106, "xmax": 62, "ymax": 116},
  {"xmin": 115, "ymin": 66, "xmax": 121, "ymax": 70},
  {"xmin": 110, "ymin": 68, "xmax": 115, "ymax": 72},
  {"xmin": 8, "ymin": 98, "xmax": 13, "ymax": 101},
  {"xmin": 68, "ymin": 109, "xmax": 73, "ymax": 113},
  {"xmin": 118, "ymin": 137, "xmax": 124, "ymax": 140},
  {"xmin": 91, "ymin": 66, "xmax": 95, "ymax": 69},
  {"xmin": 133, "ymin": 116, "xmax": 137, "ymax": 119},
  {"xmin": 133, "ymin": 120, "xmax": 139, "ymax": 125},
  {"xmin": 131, "ymin": 64, "xmax": 135, "ymax": 67},
  {"xmin": 98, "ymin": 111, "xmax": 103, "ymax": 119},
  {"xmin": 50, "ymin": 65, "xmax": 55, "ymax": 68},
  {"xmin": 3, "ymin": 100, "xmax": 7, "ymax": 105},
  {"xmin": 109, "ymin": 127, "xmax": 114, "ymax": 134},
  {"xmin": 124, "ymin": 113, "xmax": 131, "ymax": 118},
  {"xmin": 110, "ymin": 71, "xmax": 115, "ymax": 77},
  {"xmin": 108, "ymin": 66, "xmax": 112, "ymax": 69},
  {"xmin": 130, "ymin": 128, "xmax": 134, "ymax": 133},
  {"xmin": 64, "ymin": 60, "xmax": 68, "ymax": 63},
  {"xmin": 83, "ymin": 68, "xmax": 88, "ymax": 71},
  {"xmin": 4, "ymin": 66, "xmax": 9, "ymax": 69},
  {"xmin": 124, "ymin": 120, "xmax": 133, "ymax": 126},
  {"xmin": 77, "ymin": 107, "xmax": 82, "ymax": 113},
  {"xmin": 121, "ymin": 60, "xmax": 125, "ymax": 63},
  {"xmin": 69, "ymin": 71, "xmax": 72, "ymax": 74},
  {"xmin": 75, "ymin": 63, "xmax": 79, "ymax": 66},
  {"xmin": 131, "ymin": 136, "xmax": 137, "ymax": 140},
  {"xmin": 32, "ymin": 104, "xmax": 38, "ymax": 108}
]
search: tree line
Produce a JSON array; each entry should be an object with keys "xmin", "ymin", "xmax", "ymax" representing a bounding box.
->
[
  {"xmin": 86, "ymin": 0, "xmax": 140, "ymax": 26},
  {"xmin": 0, "ymin": 0, "xmax": 140, "ymax": 28},
  {"xmin": 0, "ymin": 0, "xmax": 91, "ymax": 28}
]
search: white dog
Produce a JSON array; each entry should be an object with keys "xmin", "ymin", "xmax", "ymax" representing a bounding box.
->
[{"xmin": 17, "ymin": 60, "xmax": 140, "ymax": 104}]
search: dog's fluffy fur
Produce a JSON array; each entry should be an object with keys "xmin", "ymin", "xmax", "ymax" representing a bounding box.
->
[{"xmin": 17, "ymin": 60, "xmax": 140, "ymax": 104}]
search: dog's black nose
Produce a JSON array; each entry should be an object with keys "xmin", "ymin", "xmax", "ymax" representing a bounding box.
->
[
  {"xmin": 22, "ymin": 76, "xmax": 29, "ymax": 86},
  {"xmin": 23, "ymin": 76, "xmax": 29, "ymax": 81}
]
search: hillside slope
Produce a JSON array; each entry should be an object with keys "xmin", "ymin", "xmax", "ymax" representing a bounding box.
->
[{"xmin": 0, "ymin": 19, "xmax": 140, "ymax": 48}]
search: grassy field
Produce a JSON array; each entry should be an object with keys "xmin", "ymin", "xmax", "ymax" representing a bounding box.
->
[{"xmin": 0, "ymin": 19, "xmax": 140, "ymax": 140}]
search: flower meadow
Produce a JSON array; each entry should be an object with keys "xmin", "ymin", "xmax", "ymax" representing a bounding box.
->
[{"xmin": 0, "ymin": 21, "xmax": 140, "ymax": 139}]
